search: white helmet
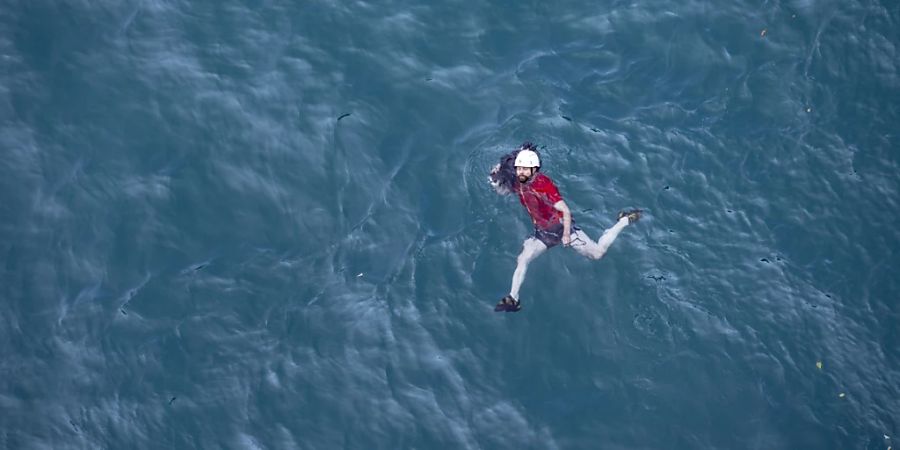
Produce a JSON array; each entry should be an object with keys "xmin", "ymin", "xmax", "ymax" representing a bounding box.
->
[{"xmin": 514, "ymin": 149, "xmax": 541, "ymax": 168}]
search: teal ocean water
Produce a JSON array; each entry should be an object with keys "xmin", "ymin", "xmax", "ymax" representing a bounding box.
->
[{"xmin": 2, "ymin": 0, "xmax": 899, "ymax": 448}]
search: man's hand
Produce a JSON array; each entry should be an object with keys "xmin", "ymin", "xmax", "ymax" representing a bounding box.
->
[
  {"xmin": 562, "ymin": 230, "xmax": 571, "ymax": 246},
  {"xmin": 489, "ymin": 163, "xmax": 512, "ymax": 194},
  {"xmin": 488, "ymin": 163, "xmax": 501, "ymax": 187}
]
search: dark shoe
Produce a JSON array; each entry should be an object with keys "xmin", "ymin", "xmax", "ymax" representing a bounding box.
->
[
  {"xmin": 617, "ymin": 209, "xmax": 642, "ymax": 224},
  {"xmin": 494, "ymin": 295, "xmax": 521, "ymax": 312}
]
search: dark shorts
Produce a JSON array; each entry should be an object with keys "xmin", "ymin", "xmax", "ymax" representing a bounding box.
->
[{"xmin": 533, "ymin": 223, "xmax": 580, "ymax": 248}]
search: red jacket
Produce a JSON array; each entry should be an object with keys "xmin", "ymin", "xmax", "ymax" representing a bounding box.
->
[{"xmin": 517, "ymin": 173, "xmax": 563, "ymax": 230}]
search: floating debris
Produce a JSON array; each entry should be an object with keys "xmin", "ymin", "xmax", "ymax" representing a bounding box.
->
[
  {"xmin": 169, "ymin": 396, "xmax": 177, "ymax": 405},
  {"xmin": 816, "ymin": 361, "xmax": 823, "ymax": 370},
  {"xmin": 337, "ymin": 113, "xmax": 352, "ymax": 121},
  {"xmin": 806, "ymin": 107, "xmax": 812, "ymax": 113},
  {"xmin": 760, "ymin": 29, "xmax": 768, "ymax": 37},
  {"xmin": 356, "ymin": 273, "xmax": 363, "ymax": 278},
  {"xmin": 561, "ymin": 115, "xmax": 573, "ymax": 122},
  {"xmin": 839, "ymin": 392, "xmax": 846, "ymax": 398}
]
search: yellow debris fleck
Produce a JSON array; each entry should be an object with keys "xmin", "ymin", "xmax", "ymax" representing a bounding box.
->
[{"xmin": 816, "ymin": 361, "xmax": 823, "ymax": 370}]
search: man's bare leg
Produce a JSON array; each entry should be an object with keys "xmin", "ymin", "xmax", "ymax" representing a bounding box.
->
[
  {"xmin": 496, "ymin": 238, "xmax": 547, "ymax": 311},
  {"xmin": 570, "ymin": 210, "xmax": 641, "ymax": 260},
  {"xmin": 510, "ymin": 237, "xmax": 547, "ymax": 300}
]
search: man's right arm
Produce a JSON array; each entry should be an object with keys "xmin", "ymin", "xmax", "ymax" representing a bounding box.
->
[{"xmin": 553, "ymin": 200, "xmax": 572, "ymax": 245}]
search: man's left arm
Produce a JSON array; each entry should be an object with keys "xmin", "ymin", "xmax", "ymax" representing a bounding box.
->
[{"xmin": 554, "ymin": 200, "xmax": 572, "ymax": 245}]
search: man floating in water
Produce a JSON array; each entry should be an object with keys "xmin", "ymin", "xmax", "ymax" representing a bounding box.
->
[{"xmin": 489, "ymin": 142, "xmax": 642, "ymax": 312}]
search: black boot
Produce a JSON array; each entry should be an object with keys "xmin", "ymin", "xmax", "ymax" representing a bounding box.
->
[
  {"xmin": 494, "ymin": 295, "xmax": 521, "ymax": 312},
  {"xmin": 617, "ymin": 209, "xmax": 643, "ymax": 224}
]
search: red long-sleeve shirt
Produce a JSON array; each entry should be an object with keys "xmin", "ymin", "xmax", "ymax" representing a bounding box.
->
[{"xmin": 516, "ymin": 173, "xmax": 564, "ymax": 230}]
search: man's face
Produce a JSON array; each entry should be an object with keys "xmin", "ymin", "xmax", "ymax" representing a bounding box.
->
[{"xmin": 516, "ymin": 166, "xmax": 535, "ymax": 183}]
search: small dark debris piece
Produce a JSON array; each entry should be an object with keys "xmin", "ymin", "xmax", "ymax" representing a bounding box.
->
[
  {"xmin": 826, "ymin": 294, "xmax": 832, "ymax": 298},
  {"xmin": 760, "ymin": 258, "xmax": 770, "ymax": 263},
  {"xmin": 581, "ymin": 208, "xmax": 593, "ymax": 213},
  {"xmin": 668, "ymin": 229, "xmax": 674, "ymax": 233},
  {"xmin": 727, "ymin": 209, "xmax": 733, "ymax": 213},
  {"xmin": 425, "ymin": 77, "xmax": 433, "ymax": 81},
  {"xmin": 647, "ymin": 275, "xmax": 667, "ymax": 281},
  {"xmin": 590, "ymin": 127, "xmax": 601, "ymax": 133},
  {"xmin": 120, "ymin": 309, "xmax": 128, "ymax": 315},
  {"xmin": 337, "ymin": 113, "xmax": 351, "ymax": 121},
  {"xmin": 664, "ymin": 186, "xmax": 670, "ymax": 190},
  {"xmin": 169, "ymin": 396, "xmax": 177, "ymax": 405},
  {"xmin": 561, "ymin": 115, "xmax": 572, "ymax": 122}
]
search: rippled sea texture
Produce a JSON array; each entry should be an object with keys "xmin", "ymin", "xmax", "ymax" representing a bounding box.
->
[{"xmin": 2, "ymin": 0, "xmax": 898, "ymax": 448}]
